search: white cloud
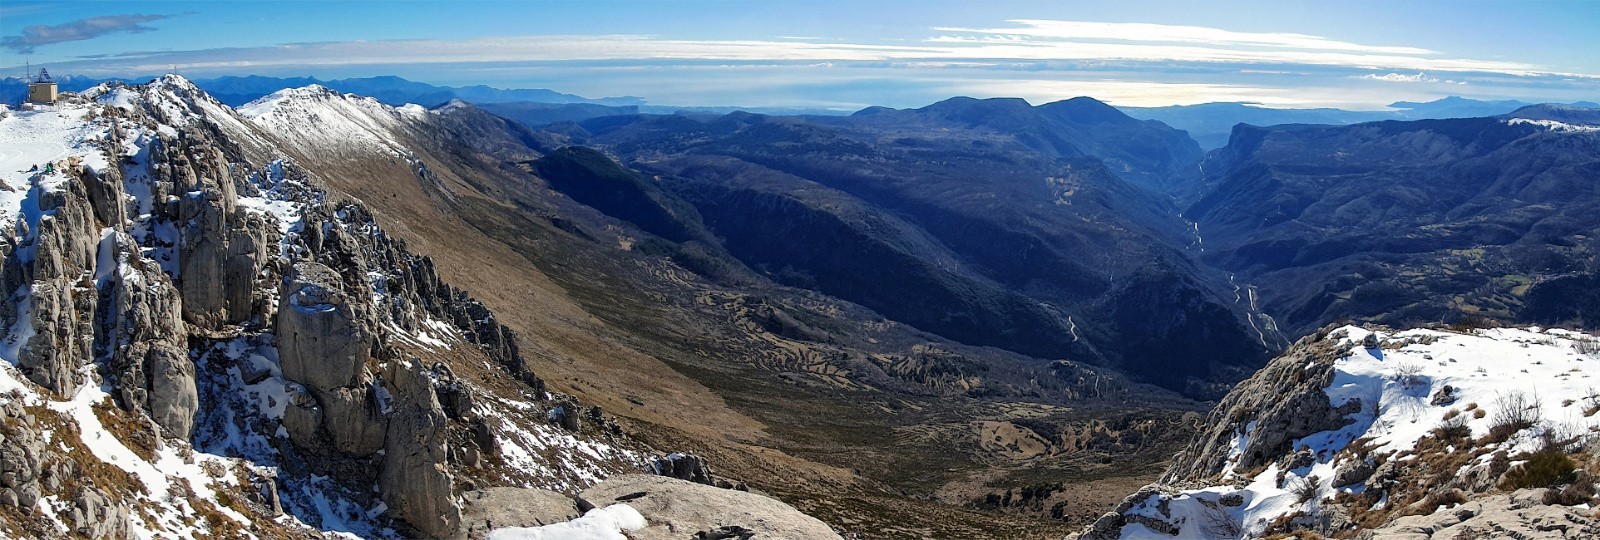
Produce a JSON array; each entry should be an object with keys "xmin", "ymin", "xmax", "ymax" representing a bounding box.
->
[
  {"xmin": 13, "ymin": 18, "xmax": 1591, "ymax": 108},
  {"xmin": 942, "ymin": 78, "xmax": 1423, "ymax": 109},
  {"xmin": 933, "ymin": 20, "xmax": 1436, "ymax": 55},
  {"xmin": 40, "ymin": 21, "xmax": 1586, "ymax": 79},
  {"xmin": 1359, "ymin": 72, "xmax": 1440, "ymax": 83}
]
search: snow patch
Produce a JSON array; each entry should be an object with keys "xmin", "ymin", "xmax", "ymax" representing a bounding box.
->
[
  {"xmin": 1507, "ymin": 118, "xmax": 1600, "ymax": 133},
  {"xmin": 485, "ymin": 504, "xmax": 647, "ymax": 540}
]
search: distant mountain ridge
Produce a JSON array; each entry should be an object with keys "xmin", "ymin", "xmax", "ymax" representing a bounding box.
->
[
  {"xmin": 1122, "ymin": 96, "xmax": 1600, "ymax": 149},
  {"xmin": 0, "ymin": 73, "xmax": 644, "ymax": 108},
  {"xmin": 193, "ymin": 74, "xmax": 648, "ymax": 107}
]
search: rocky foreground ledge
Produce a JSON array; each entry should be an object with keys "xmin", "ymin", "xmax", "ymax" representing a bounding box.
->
[{"xmin": 1075, "ymin": 325, "xmax": 1600, "ymax": 539}]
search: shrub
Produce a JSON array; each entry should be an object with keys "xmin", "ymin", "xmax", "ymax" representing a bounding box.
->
[
  {"xmin": 1433, "ymin": 414, "xmax": 1472, "ymax": 441},
  {"xmin": 1449, "ymin": 314, "xmax": 1494, "ymax": 332},
  {"xmin": 1543, "ymin": 470, "xmax": 1596, "ymax": 506},
  {"xmin": 1500, "ymin": 446, "xmax": 1577, "ymax": 490},
  {"xmin": 1388, "ymin": 362, "xmax": 1427, "ymax": 389},
  {"xmin": 1421, "ymin": 489, "xmax": 1468, "ymax": 512},
  {"xmin": 1487, "ymin": 391, "xmax": 1541, "ymax": 442},
  {"xmin": 1289, "ymin": 475, "xmax": 1321, "ymax": 504}
]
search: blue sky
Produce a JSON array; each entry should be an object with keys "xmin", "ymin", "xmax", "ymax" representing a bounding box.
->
[{"xmin": 2, "ymin": 1, "xmax": 1597, "ymax": 110}]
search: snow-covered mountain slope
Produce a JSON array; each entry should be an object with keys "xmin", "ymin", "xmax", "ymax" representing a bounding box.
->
[
  {"xmin": 1076, "ymin": 325, "xmax": 1600, "ymax": 539},
  {"xmin": 238, "ymin": 85, "xmax": 430, "ymax": 159},
  {"xmin": 0, "ymin": 77, "xmax": 652, "ymax": 539}
]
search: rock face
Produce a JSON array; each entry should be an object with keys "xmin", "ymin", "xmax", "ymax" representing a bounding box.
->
[
  {"xmin": 9, "ymin": 174, "xmax": 100, "ymax": 396},
  {"xmin": 277, "ymin": 262, "xmax": 373, "ymax": 394},
  {"xmin": 108, "ymin": 254, "xmax": 195, "ymax": 440},
  {"xmin": 580, "ymin": 475, "xmax": 841, "ymax": 540},
  {"xmin": 163, "ymin": 136, "xmax": 270, "ymax": 330},
  {"xmin": 379, "ymin": 360, "xmax": 461, "ymax": 538},
  {"xmin": 455, "ymin": 487, "xmax": 580, "ymax": 539},
  {"xmin": 1162, "ymin": 329, "xmax": 1358, "ymax": 483},
  {"xmin": 1078, "ymin": 325, "xmax": 1600, "ymax": 539}
]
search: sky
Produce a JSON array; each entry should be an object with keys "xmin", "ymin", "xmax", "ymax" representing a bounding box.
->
[{"xmin": 2, "ymin": 0, "xmax": 1597, "ymax": 110}]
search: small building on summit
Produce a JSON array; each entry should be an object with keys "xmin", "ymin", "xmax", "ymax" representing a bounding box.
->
[{"xmin": 27, "ymin": 68, "xmax": 58, "ymax": 104}]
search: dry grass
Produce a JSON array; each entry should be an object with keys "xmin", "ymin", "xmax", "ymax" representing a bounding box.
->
[{"xmin": 94, "ymin": 399, "xmax": 158, "ymax": 462}]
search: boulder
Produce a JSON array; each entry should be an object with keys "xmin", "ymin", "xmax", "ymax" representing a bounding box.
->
[
  {"xmin": 1359, "ymin": 489, "xmax": 1600, "ymax": 539},
  {"xmin": 320, "ymin": 385, "xmax": 388, "ymax": 456},
  {"xmin": 455, "ymin": 487, "xmax": 579, "ymax": 539},
  {"xmin": 1332, "ymin": 458, "xmax": 1376, "ymax": 488},
  {"xmin": 143, "ymin": 344, "xmax": 198, "ymax": 440},
  {"xmin": 650, "ymin": 452, "xmax": 715, "ymax": 485},
  {"xmin": 69, "ymin": 486, "xmax": 132, "ymax": 539},
  {"xmin": 580, "ymin": 475, "xmax": 840, "ymax": 540}
]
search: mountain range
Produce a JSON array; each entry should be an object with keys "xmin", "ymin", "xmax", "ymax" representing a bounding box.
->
[
  {"xmin": 0, "ymin": 74, "xmax": 1597, "ymax": 539},
  {"xmin": 1124, "ymin": 97, "xmax": 1600, "ymax": 149}
]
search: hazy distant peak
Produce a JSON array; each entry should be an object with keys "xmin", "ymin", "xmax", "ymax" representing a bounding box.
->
[{"xmin": 1038, "ymin": 96, "xmax": 1133, "ymax": 125}]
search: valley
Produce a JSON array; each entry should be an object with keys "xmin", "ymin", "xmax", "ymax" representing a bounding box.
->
[{"xmin": 0, "ymin": 70, "xmax": 1596, "ymax": 540}]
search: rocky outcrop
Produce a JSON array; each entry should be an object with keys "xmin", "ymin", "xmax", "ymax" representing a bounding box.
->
[
  {"xmin": 0, "ymin": 76, "xmax": 636, "ymax": 540},
  {"xmin": 69, "ymin": 487, "xmax": 132, "ymax": 539},
  {"xmin": 277, "ymin": 262, "xmax": 373, "ymax": 394},
  {"xmin": 159, "ymin": 134, "xmax": 271, "ymax": 329},
  {"xmin": 141, "ymin": 345, "xmax": 198, "ymax": 441},
  {"xmin": 1161, "ymin": 329, "xmax": 1357, "ymax": 483},
  {"xmin": 650, "ymin": 452, "xmax": 716, "ymax": 485},
  {"xmin": 580, "ymin": 475, "xmax": 840, "ymax": 540},
  {"xmin": 0, "ymin": 400, "xmax": 47, "ymax": 513},
  {"xmin": 455, "ymin": 487, "xmax": 580, "ymax": 539},
  {"xmin": 1073, "ymin": 486, "xmax": 1186, "ymax": 540},
  {"xmin": 275, "ymin": 261, "xmax": 390, "ymax": 454},
  {"xmin": 1361, "ymin": 489, "xmax": 1600, "ymax": 539},
  {"xmin": 107, "ymin": 252, "xmax": 195, "ymax": 440},
  {"xmin": 379, "ymin": 360, "xmax": 460, "ymax": 538},
  {"xmin": 10, "ymin": 173, "xmax": 100, "ymax": 396}
]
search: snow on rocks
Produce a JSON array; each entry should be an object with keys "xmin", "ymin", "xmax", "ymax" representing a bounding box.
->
[
  {"xmin": 1081, "ymin": 325, "xmax": 1600, "ymax": 540},
  {"xmin": 1508, "ymin": 118, "xmax": 1600, "ymax": 133},
  {"xmin": 485, "ymin": 503, "xmax": 647, "ymax": 540}
]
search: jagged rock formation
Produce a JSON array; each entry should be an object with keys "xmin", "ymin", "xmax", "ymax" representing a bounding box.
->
[
  {"xmin": 379, "ymin": 359, "xmax": 460, "ymax": 537},
  {"xmin": 0, "ymin": 77, "xmax": 651, "ymax": 539}
]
